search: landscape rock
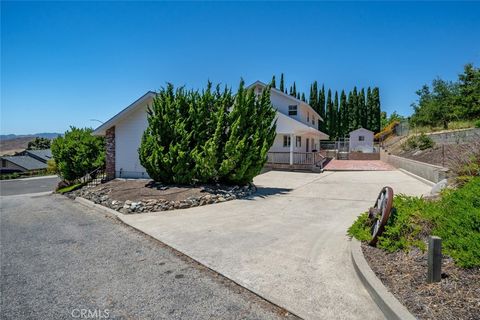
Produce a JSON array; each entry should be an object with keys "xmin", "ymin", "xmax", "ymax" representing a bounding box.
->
[{"xmin": 68, "ymin": 181, "xmax": 256, "ymax": 215}]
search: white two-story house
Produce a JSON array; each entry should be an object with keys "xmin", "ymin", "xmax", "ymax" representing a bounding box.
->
[
  {"xmin": 249, "ymin": 81, "xmax": 329, "ymax": 170},
  {"xmin": 93, "ymin": 81, "xmax": 329, "ymax": 179}
]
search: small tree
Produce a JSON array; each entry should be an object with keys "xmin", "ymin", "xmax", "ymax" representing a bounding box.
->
[
  {"xmin": 27, "ymin": 137, "xmax": 51, "ymax": 150},
  {"xmin": 51, "ymin": 127, "xmax": 105, "ymax": 182}
]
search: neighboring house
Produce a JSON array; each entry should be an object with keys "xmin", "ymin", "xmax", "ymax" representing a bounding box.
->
[
  {"xmin": 92, "ymin": 81, "xmax": 329, "ymax": 179},
  {"xmin": 349, "ymin": 128, "xmax": 374, "ymax": 153},
  {"xmin": 0, "ymin": 156, "xmax": 47, "ymax": 173},
  {"xmin": 19, "ymin": 149, "xmax": 53, "ymax": 163}
]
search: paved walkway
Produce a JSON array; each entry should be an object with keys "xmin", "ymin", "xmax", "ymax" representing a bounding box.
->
[
  {"xmin": 120, "ymin": 170, "xmax": 431, "ymax": 320},
  {"xmin": 324, "ymin": 160, "xmax": 395, "ymax": 171}
]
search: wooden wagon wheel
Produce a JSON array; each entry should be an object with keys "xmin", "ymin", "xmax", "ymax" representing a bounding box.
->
[{"xmin": 368, "ymin": 186, "xmax": 394, "ymax": 246}]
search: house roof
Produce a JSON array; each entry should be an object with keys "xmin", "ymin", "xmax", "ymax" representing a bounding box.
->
[
  {"xmin": 248, "ymin": 81, "xmax": 324, "ymax": 121},
  {"xmin": 25, "ymin": 149, "xmax": 52, "ymax": 163},
  {"xmin": 276, "ymin": 112, "xmax": 329, "ymax": 139},
  {"xmin": 1, "ymin": 156, "xmax": 47, "ymax": 170},
  {"xmin": 349, "ymin": 127, "xmax": 374, "ymax": 134},
  {"xmin": 92, "ymin": 91, "xmax": 156, "ymax": 136}
]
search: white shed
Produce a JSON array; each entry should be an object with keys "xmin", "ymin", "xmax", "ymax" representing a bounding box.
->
[{"xmin": 349, "ymin": 128, "xmax": 374, "ymax": 153}]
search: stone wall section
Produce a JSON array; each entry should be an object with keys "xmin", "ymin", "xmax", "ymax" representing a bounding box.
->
[{"xmin": 105, "ymin": 126, "xmax": 115, "ymax": 180}]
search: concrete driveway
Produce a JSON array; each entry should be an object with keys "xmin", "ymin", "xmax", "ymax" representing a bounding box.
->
[{"xmin": 120, "ymin": 170, "xmax": 431, "ymax": 320}]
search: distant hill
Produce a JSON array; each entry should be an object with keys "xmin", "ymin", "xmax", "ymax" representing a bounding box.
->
[
  {"xmin": 0, "ymin": 133, "xmax": 62, "ymax": 156},
  {"xmin": 0, "ymin": 133, "xmax": 61, "ymax": 141}
]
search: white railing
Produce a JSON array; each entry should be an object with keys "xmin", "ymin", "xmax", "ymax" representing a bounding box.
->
[{"xmin": 267, "ymin": 152, "xmax": 325, "ymax": 166}]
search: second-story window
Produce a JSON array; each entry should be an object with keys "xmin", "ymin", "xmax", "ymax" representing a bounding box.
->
[
  {"xmin": 288, "ymin": 105, "xmax": 297, "ymax": 116},
  {"xmin": 307, "ymin": 112, "xmax": 310, "ymax": 122},
  {"xmin": 312, "ymin": 116, "xmax": 315, "ymax": 125}
]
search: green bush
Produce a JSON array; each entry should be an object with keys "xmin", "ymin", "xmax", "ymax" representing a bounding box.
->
[
  {"xmin": 51, "ymin": 127, "xmax": 105, "ymax": 182},
  {"xmin": 417, "ymin": 133, "xmax": 434, "ymax": 150},
  {"xmin": 401, "ymin": 133, "xmax": 434, "ymax": 151},
  {"xmin": 475, "ymin": 119, "xmax": 480, "ymax": 128},
  {"xmin": 348, "ymin": 177, "xmax": 480, "ymax": 268},
  {"xmin": 27, "ymin": 137, "xmax": 51, "ymax": 150},
  {"xmin": 139, "ymin": 80, "xmax": 276, "ymax": 185}
]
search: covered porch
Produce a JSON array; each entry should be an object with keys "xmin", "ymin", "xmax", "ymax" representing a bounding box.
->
[{"xmin": 266, "ymin": 113, "xmax": 329, "ymax": 171}]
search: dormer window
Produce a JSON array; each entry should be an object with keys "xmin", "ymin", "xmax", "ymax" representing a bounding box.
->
[{"xmin": 288, "ymin": 105, "xmax": 297, "ymax": 116}]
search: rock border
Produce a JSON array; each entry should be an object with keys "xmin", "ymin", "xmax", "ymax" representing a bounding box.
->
[
  {"xmin": 69, "ymin": 183, "xmax": 256, "ymax": 214},
  {"xmin": 350, "ymin": 239, "xmax": 417, "ymax": 320}
]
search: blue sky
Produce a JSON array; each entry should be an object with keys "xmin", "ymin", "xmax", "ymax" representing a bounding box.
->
[{"xmin": 2, "ymin": 1, "xmax": 479, "ymax": 134}]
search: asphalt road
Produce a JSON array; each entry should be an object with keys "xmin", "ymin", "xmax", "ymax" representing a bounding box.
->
[
  {"xmin": 0, "ymin": 175, "xmax": 60, "ymax": 196},
  {"xmin": 0, "ymin": 193, "xmax": 297, "ymax": 320}
]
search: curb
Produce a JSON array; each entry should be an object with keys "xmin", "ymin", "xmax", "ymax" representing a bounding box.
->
[
  {"xmin": 350, "ymin": 239, "xmax": 417, "ymax": 320},
  {"xmin": 398, "ymin": 168, "xmax": 435, "ymax": 187}
]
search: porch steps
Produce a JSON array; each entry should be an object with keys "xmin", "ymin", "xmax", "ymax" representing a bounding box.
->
[{"xmin": 337, "ymin": 152, "xmax": 349, "ymax": 160}]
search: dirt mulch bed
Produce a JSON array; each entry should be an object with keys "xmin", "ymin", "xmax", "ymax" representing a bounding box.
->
[
  {"xmin": 96, "ymin": 179, "xmax": 208, "ymax": 202},
  {"xmin": 68, "ymin": 179, "xmax": 255, "ymax": 214},
  {"xmin": 361, "ymin": 243, "xmax": 480, "ymax": 320}
]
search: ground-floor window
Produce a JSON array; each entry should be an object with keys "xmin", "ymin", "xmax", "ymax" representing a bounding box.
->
[
  {"xmin": 283, "ymin": 135, "xmax": 291, "ymax": 147},
  {"xmin": 296, "ymin": 136, "xmax": 301, "ymax": 147}
]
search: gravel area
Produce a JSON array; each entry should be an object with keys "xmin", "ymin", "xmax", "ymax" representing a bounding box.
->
[
  {"xmin": 68, "ymin": 179, "xmax": 256, "ymax": 214},
  {"xmin": 361, "ymin": 243, "xmax": 480, "ymax": 320},
  {"xmin": 1, "ymin": 193, "xmax": 298, "ymax": 320}
]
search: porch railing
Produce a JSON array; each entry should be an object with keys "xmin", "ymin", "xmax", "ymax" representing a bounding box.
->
[{"xmin": 267, "ymin": 152, "xmax": 325, "ymax": 167}]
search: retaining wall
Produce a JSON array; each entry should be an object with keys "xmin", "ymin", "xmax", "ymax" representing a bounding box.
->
[
  {"xmin": 426, "ymin": 128, "xmax": 480, "ymax": 145},
  {"xmin": 348, "ymin": 152, "xmax": 380, "ymax": 160},
  {"xmin": 380, "ymin": 150, "xmax": 448, "ymax": 183}
]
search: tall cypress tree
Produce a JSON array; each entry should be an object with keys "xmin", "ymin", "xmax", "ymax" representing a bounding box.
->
[
  {"xmin": 372, "ymin": 87, "xmax": 381, "ymax": 132},
  {"xmin": 271, "ymin": 75, "xmax": 276, "ymax": 88},
  {"xmin": 348, "ymin": 90, "xmax": 355, "ymax": 132},
  {"xmin": 279, "ymin": 73, "xmax": 285, "ymax": 92},
  {"xmin": 319, "ymin": 85, "xmax": 326, "ymax": 132},
  {"xmin": 301, "ymin": 92, "xmax": 306, "ymax": 102},
  {"xmin": 292, "ymin": 82, "xmax": 297, "ymax": 97},
  {"xmin": 366, "ymin": 87, "xmax": 373, "ymax": 131},
  {"xmin": 326, "ymin": 89, "xmax": 334, "ymax": 137},
  {"xmin": 359, "ymin": 88, "xmax": 367, "ymax": 128},
  {"xmin": 309, "ymin": 81, "xmax": 318, "ymax": 114},
  {"xmin": 350, "ymin": 87, "xmax": 360, "ymax": 131},
  {"xmin": 339, "ymin": 90, "xmax": 348, "ymax": 138},
  {"xmin": 333, "ymin": 91, "xmax": 339, "ymax": 139}
]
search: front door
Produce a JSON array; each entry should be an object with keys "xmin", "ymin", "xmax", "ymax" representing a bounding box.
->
[{"xmin": 306, "ymin": 138, "xmax": 310, "ymax": 152}]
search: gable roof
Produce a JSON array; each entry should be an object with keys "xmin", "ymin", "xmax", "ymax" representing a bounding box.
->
[
  {"xmin": 25, "ymin": 149, "xmax": 52, "ymax": 163},
  {"xmin": 92, "ymin": 91, "xmax": 156, "ymax": 136},
  {"xmin": 1, "ymin": 156, "xmax": 47, "ymax": 170},
  {"xmin": 349, "ymin": 127, "xmax": 374, "ymax": 134},
  {"xmin": 248, "ymin": 81, "xmax": 324, "ymax": 121}
]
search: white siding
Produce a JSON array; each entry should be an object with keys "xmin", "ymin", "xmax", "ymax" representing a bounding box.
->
[
  {"xmin": 349, "ymin": 128, "xmax": 374, "ymax": 152},
  {"xmin": 269, "ymin": 92, "xmax": 319, "ymax": 129},
  {"xmin": 269, "ymin": 133, "xmax": 321, "ymax": 153},
  {"xmin": 115, "ymin": 100, "xmax": 151, "ymax": 178}
]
